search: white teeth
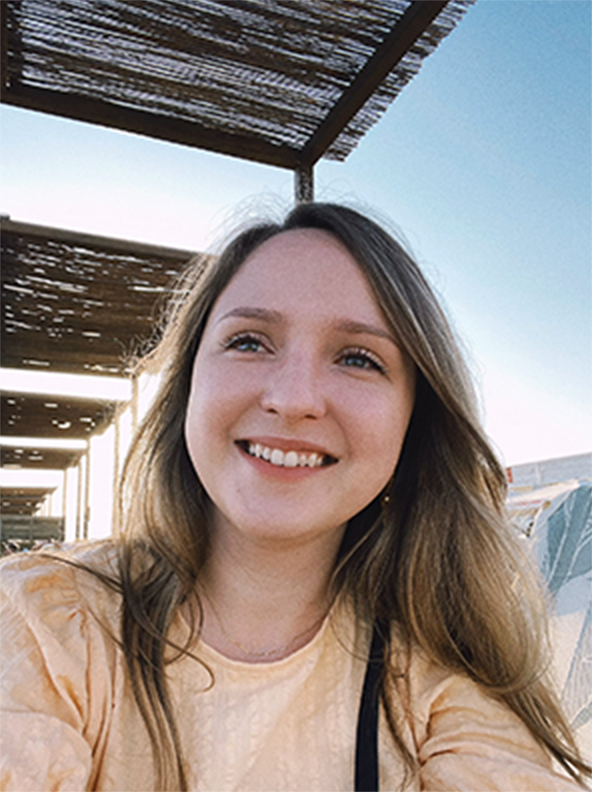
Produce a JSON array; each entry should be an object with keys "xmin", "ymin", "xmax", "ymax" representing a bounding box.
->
[
  {"xmin": 270, "ymin": 448, "xmax": 284, "ymax": 466},
  {"xmin": 246, "ymin": 443, "xmax": 327, "ymax": 468},
  {"xmin": 284, "ymin": 451, "xmax": 299, "ymax": 468}
]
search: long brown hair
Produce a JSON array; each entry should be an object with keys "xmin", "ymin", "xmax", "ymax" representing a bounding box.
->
[{"xmin": 112, "ymin": 203, "xmax": 589, "ymax": 789}]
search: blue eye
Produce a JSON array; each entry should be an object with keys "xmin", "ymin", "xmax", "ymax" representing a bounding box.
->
[
  {"xmin": 224, "ymin": 333, "xmax": 266, "ymax": 353},
  {"xmin": 339, "ymin": 348, "xmax": 385, "ymax": 373}
]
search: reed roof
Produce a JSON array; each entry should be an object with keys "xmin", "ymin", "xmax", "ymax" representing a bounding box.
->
[
  {"xmin": 1, "ymin": 392, "xmax": 116, "ymax": 439},
  {"xmin": 1, "ymin": 218, "xmax": 196, "ymax": 376},
  {"xmin": 1, "ymin": 0, "xmax": 474, "ymax": 168},
  {"xmin": 0, "ymin": 445, "xmax": 84, "ymax": 469}
]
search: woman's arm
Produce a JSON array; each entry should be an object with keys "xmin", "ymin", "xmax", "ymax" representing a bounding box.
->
[{"xmin": 414, "ymin": 667, "xmax": 586, "ymax": 791}]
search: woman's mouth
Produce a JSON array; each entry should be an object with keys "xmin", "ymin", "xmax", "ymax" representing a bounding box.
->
[{"xmin": 237, "ymin": 441, "xmax": 337, "ymax": 469}]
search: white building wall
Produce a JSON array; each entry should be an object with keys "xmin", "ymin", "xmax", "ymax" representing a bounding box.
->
[{"xmin": 508, "ymin": 453, "xmax": 592, "ymax": 488}]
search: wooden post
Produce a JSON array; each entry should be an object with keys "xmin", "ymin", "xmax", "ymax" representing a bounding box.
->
[
  {"xmin": 76, "ymin": 461, "xmax": 83, "ymax": 540},
  {"xmin": 62, "ymin": 469, "xmax": 68, "ymax": 519},
  {"xmin": 62, "ymin": 469, "xmax": 68, "ymax": 542},
  {"xmin": 131, "ymin": 374, "xmax": 139, "ymax": 433},
  {"xmin": 295, "ymin": 165, "xmax": 314, "ymax": 203},
  {"xmin": 83, "ymin": 447, "xmax": 91, "ymax": 540},
  {"xmin": 111, "ymin": 410, "xmax": 121, "ymax": 536}
]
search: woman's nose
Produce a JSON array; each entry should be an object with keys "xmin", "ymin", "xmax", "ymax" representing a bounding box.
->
[{"xmin": 259, "ymin": 352, "xmax": 327, "ymax": 422}]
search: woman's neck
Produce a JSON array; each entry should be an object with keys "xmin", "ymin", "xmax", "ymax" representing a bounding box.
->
[{"xmin": 197, "ymin": 526, "xmax": 344, "ymax": 662}]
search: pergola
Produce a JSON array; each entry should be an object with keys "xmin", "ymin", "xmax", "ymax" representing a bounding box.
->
[
  {"xmin": 1, "ymin": 218, "xmax": 196, "ymax": 377},
  {"xmin": 1, "ymin": 218, "xmax": 195, "ymax": 538},
  {"xmin": 1, "ymin": 486, "xmax": 56, "ymax": 516},
  {"xmin": 1, "ymin": 0, "xmax": 474, "ymax": 200},
  {"xmin": 1, "ymin": 0, "xmax": 474, "ymax": 533},
  {"xmin": 0, "ymin": 486, "xmax": 64, "ymax": 552}
]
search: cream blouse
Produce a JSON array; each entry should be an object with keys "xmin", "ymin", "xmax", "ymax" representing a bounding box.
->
[{"xmin": 0, "ymin": 542, "xmax": 583, "ymax": 792}]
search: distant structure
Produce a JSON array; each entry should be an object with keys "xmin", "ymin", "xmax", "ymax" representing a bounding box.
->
[
  {"xmin": 506, "ymin": 454, "xmax": 592, "ymax": 753},
  {"xmin": 507, "ymin": 453, "xmax": 592, "ymax": 489}
]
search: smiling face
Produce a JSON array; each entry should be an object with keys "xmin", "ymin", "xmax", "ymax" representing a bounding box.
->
[{"xmin": 184, "ymin": 229, "xmax": 416, "ymax": 549}]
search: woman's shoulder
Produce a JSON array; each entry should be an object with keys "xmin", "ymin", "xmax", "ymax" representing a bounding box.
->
[
  {"xmin": 0, "ymin": 540, "xmax": 122, "ymax": 633},
  {"xmin": 0, "ymin": 538, "xmax": 120, "ymax": 584}
]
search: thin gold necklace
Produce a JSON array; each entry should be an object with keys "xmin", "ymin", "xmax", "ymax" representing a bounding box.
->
[{"xmin": 202, "ymin": 590, "xmax": 329, "ymax": 660}]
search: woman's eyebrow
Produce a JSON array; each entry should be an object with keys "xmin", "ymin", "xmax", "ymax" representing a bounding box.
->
[
  {"xmin": 216, "ymin": 306, "xmax": 283, "ymax": 324},
  {"xmin": 334, "ymin": 319, "xmax": 397, "ymax": 345},
  {"xmin": 215, "ymin": 309, "xmax": 397, "ymax": 345}
]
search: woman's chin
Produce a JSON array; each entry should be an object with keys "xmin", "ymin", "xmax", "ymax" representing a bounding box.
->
[{"xmin": 210, "ymin": 504, "xmax": 347, "ymax": 550}]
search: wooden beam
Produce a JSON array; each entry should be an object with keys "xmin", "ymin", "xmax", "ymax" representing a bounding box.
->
[
  {"xmin": 299, "ymin": 1, "xmax": 449, "ymax": 167},
  {"xmin": 1, "ymin": 487, "xmax": 56, "ymax": 498},
  {"xmin": 1, "ymin": 218, "xmax": 196, "ymax": 262},
  {"xmin": 1, "ymin": 83, "xmax": 302, "ymax": 170},
  {"xmin": 0, "ymin": 351, "xmax": 128, "ymax": 377}
]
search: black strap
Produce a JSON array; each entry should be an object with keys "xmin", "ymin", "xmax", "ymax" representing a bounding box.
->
[{"xmin": 354, "ymin": 621, "xmax": 387, "ymax": 792}]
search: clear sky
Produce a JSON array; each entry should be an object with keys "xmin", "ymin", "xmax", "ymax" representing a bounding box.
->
[{"xmin": 1, "ymin": 0, "xmax": 590, "ymax": 467}]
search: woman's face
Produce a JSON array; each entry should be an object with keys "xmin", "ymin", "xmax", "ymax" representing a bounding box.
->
[{"xmin": 185, "ymin": 229, "xmax": 416, "ymax": 548}]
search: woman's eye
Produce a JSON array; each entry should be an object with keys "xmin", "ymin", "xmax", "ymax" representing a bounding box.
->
[
  {"xmin": 224, "ymin": 333, "xmax": 267, "ymax": 353},
  {"xmin": 338, "ymin": 348, "xmax": 385, "ymax": 373}
]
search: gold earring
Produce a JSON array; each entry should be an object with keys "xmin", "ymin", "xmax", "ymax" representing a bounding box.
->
[{"xmin": 381, "ymin": 474, "xmax": 394, "ymax": 508}]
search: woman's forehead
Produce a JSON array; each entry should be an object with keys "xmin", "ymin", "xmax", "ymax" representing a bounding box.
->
[{"xmin": 211, "ymin": 228, "xmax": 386, "ymax": 324}]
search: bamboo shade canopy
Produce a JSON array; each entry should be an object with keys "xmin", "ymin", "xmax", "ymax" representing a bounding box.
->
[
  {"xmin": 1, "ymin": 218, "xmax": 198, "ymax": 376},
  {"xmin": 0, "ymin": 446, "xmax": 84, "ymax": 469},
  {"xmin": 1, "ymin": 392, "xmax": 116, "ymax": 439},
  {"xmin": 1, "ymin": 0, "xmax": 474, "ymax": 169},
  {"xmin": 0, "ymin": 486, "xmax": 56, "ymax": 515}
]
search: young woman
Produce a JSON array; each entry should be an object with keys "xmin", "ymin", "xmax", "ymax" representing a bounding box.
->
[{"xmin": 1, "ymin": 203, "xmax": 589, "ymax": 792}]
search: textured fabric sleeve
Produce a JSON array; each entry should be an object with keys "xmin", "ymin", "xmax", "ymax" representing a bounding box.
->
[
  {"xmin": 0, "ymin": 553, "xmax": 115, "ymax": 792},
  {"xmin": 411, "ymin": 660, "xmax": 584, "ymax": 792}
]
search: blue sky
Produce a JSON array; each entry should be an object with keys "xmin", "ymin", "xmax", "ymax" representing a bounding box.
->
[{"xmin": 1, "ymin": 0, "xmax": 590, "ymax": 466}]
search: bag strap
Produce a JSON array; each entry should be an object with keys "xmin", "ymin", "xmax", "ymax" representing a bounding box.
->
[{"xmin": 354, "ymin": 620, "xmax": 387, "ymax": 792}]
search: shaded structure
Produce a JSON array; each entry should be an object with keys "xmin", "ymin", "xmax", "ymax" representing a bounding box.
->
[
  {"xmin": 1, "ymin": 218, "xmax": 196, "ymax": 375},
  {"xmin": 0, "ymin": 485, "xmax": 62, "ymax": 555},
  {"xmin": 0, "ymin": 506, "xmax": 64, "ymax": 554},
  {"xmin": 0, "ymin": 516, "xmax": 65, "ymax": 554},
  {"xmin": 1, "ymin": 0, "xmax": 474, "ymax": 200},
  {"xmin": 1, "ymin": 445, "xmax": 84, "ymax": 469},
  {"xmin": 1, "ymin": 219, "xmax": 197, "ymax": 541},
  {"xmin": 0, "ymin": 440, "xmax": 85, "ymax": 542},
  {"xmin": 2, "ymin": 392, "xmax": 115, "ymax": 438},
  {"xmin": 1, "ymin": 486, "xmax": 56, "ymax": 516}
]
